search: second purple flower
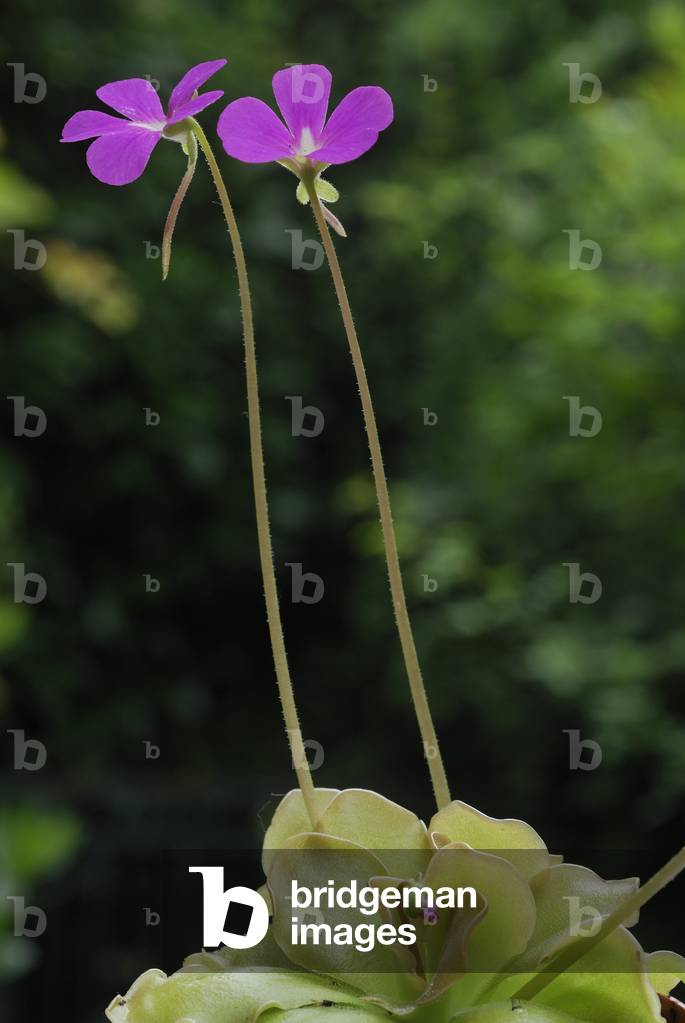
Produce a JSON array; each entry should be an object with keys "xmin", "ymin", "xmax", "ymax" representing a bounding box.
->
[{"xmin": 217, "ymin": 64, "xmax": 393, "ymax": 167}]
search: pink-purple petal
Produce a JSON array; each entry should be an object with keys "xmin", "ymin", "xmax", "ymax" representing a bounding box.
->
[
  {"xmin": 272, "ymin": 64, "xmax": 331, "ymax": 147},
  {"xmin": 86, "ymin": 127, "xmax": 161, "ymax": 185},
  {"xmin": 308, "ymin": 131, "xmax": 381, "ymax": 165},
  {"xmin": 312, "ymin": 86, "xmax": 393, "ymax": 165},
  {"xmin": 96, "ymin": 78, "xmax": 166, "ymax": 126},
  {"xmin": 324, "ymin": 85, "xmax": 394, "ymax": 137},
  {"xmin": 166, "ymin": 89, "xmax": 224, "ymax": 126},
  {"xmin": 217, "ymin": 97, "xmax": 293, "ymax": 163},
  {"xmin": 61, "ymin": 109, "xmax": 129, "ymax": 142},
  {"xmin": 167, "ymin": 58, "xmax": 227, "ymax": 116}
]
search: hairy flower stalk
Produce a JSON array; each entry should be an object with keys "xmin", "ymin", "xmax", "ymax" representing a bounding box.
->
[
  {"xmin": 61, "ymin": 57, "xmax": 319, "ymax": 828},
  {"xmin": 188, "ymin": 119, "xmax": 317, "ymax": 825},
  {"xmin": 217, "ymin": 64, "xmax": 451, "ymax": 810},
  {"xmin": 302, "ymin": 169, "xmax": 451, "ymax": 811}
]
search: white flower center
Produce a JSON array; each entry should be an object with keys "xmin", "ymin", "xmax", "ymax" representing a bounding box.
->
[
  {"xmin": 298, "ymin": 126, "xmax": 318, "ymax": 156},
  {"xmin": 131, "ymin": 120, "xmax": 167, "ymax": 132}
]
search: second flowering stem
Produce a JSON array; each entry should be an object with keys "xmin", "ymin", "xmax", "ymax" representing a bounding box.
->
[
  {"xmin": 190, "ymin": 119, "xmax": 317, "ymax": 826},
  {"xmin": 303, "ymin": 171, "xmax": 451, "ymax": 812}
]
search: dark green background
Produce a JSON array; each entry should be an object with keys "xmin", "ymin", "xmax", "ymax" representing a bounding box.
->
[{"xmin": 1, "ymin": 0, "xmax": 684, "ymax": 1019}]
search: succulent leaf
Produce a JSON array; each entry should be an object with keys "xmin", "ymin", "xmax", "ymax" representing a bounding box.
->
[
  {"xmin": 261, "ymin": 1007, "xmax": 395, "ymax": 1023},
  {"xmin": 514, "ymin": 864, "xmax": 639, "ymax": 972},
  {"xmin": 181, "ymin": 927, "xmax": 296, "ymax": 974},
  {"xmin": 481, "ymin": 927, "xmax": 669, "ymax": 1023},
  {"xmin": 108, "ymin": 790, "xmax": 683, "ymax": 1023},
  {"xmin": 646, "ymin": 949, "xmax": 685, "ymax": 996},
  {"xmin": 449, "ymin": 1001, "xmax": 586, "ymax": 1023},
  {"xmin": 268, "ymin": 832, "xmax": 422, "ymax": 1005},
  {"xmin": 317, "ymin": 789, "xmax": 431, "ymax": 874},
  {"xmin": 429, "ymin": 802, "xmax": 551, "ymax": 882},
  {"xmin": 263, "ymin": 788, "xmax": 340, "ymax": 872},
  {"xmin": 418, "ymin": 844, "xmax": 536, "ymax": 1006},
  {"xmin": 106, "ymin": 967, "xmax": 376, "ymax": 1023}
]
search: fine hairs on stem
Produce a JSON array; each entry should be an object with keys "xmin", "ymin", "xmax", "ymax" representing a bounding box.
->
[
  {"xmin": 188, "ymin": 119, "xmax": 317, "ymax": 827},
  {"xmin": 302, "ymin": 171, "xmax": 451, "ymax": 812}
]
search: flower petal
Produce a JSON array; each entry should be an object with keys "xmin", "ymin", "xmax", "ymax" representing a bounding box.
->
[
  {"xmin": 86, "ymin": 127, "xmax": 161, "ymax": 185},
  {"xmin": 217, "ymin": 97, "xmax": 293, "ymax": 163},
  {"xmin": 310, "ymin": 86, "xmax": 393, "ymax": 165},
  {"xmin": 272, "ymin": 64, "xmax": 331, "ymax": 150},
  {"xmin": 96, "ymin": 78, "xmax": 165, "ymax": 127},
  {"xmin": 61, "ymin": 109, "xmax": 129, "ymax": 141},
  {"xmin": 166, "ymin": 89, "xmax": 224, "ymax": 126},
  {"xmin": 167, "ymin": 58, "xmax": 227, "ymax": 117}
]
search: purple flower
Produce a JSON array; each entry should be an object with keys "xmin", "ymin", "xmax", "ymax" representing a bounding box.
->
[
  {"xmin": 217, "ymin": 64, "xmax": 393, "ymax": 167},
  {"xmin": 421, "ymin": 894, "xmax": 438, "ymax": 926},
  {"xmin": 61, "ymin": 59, "xmax": 227, "ymax": 186}
]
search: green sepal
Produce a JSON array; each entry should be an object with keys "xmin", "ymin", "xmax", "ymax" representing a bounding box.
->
[{"xmin": 295, "ymin": 177, "xmax": 340, "ymax": 205}]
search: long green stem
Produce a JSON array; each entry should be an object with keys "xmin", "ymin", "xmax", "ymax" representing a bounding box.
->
[
  {"xmin": 514, "ymin": 845, "xmax": 685, "ymax": 1001},
  {"xmin": 190, "ymin": 119, "xmax": 317, "ymax": 826},
  {"xmin": 303, "ymin": 173, "xmax": 451, "ymax": 811}
]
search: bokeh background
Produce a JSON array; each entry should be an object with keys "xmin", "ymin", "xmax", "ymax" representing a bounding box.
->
[{"xmin": 2, "ymin": 0, "xmax": 685, "ymax": 1019}]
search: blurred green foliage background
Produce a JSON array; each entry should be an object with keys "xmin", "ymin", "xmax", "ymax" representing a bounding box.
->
[{"xmin": 1, "ymin": 0, "xmax": 684, "ymax": 1018}]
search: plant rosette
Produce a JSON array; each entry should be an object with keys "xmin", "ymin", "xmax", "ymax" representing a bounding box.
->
[
  {"xmin": 62, "ymin": 60, "xmax": 683, "ymax": 1023},
  {"xmin": 106, "ymin": 789, "xmax": 685, "ymax": 1023}
]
